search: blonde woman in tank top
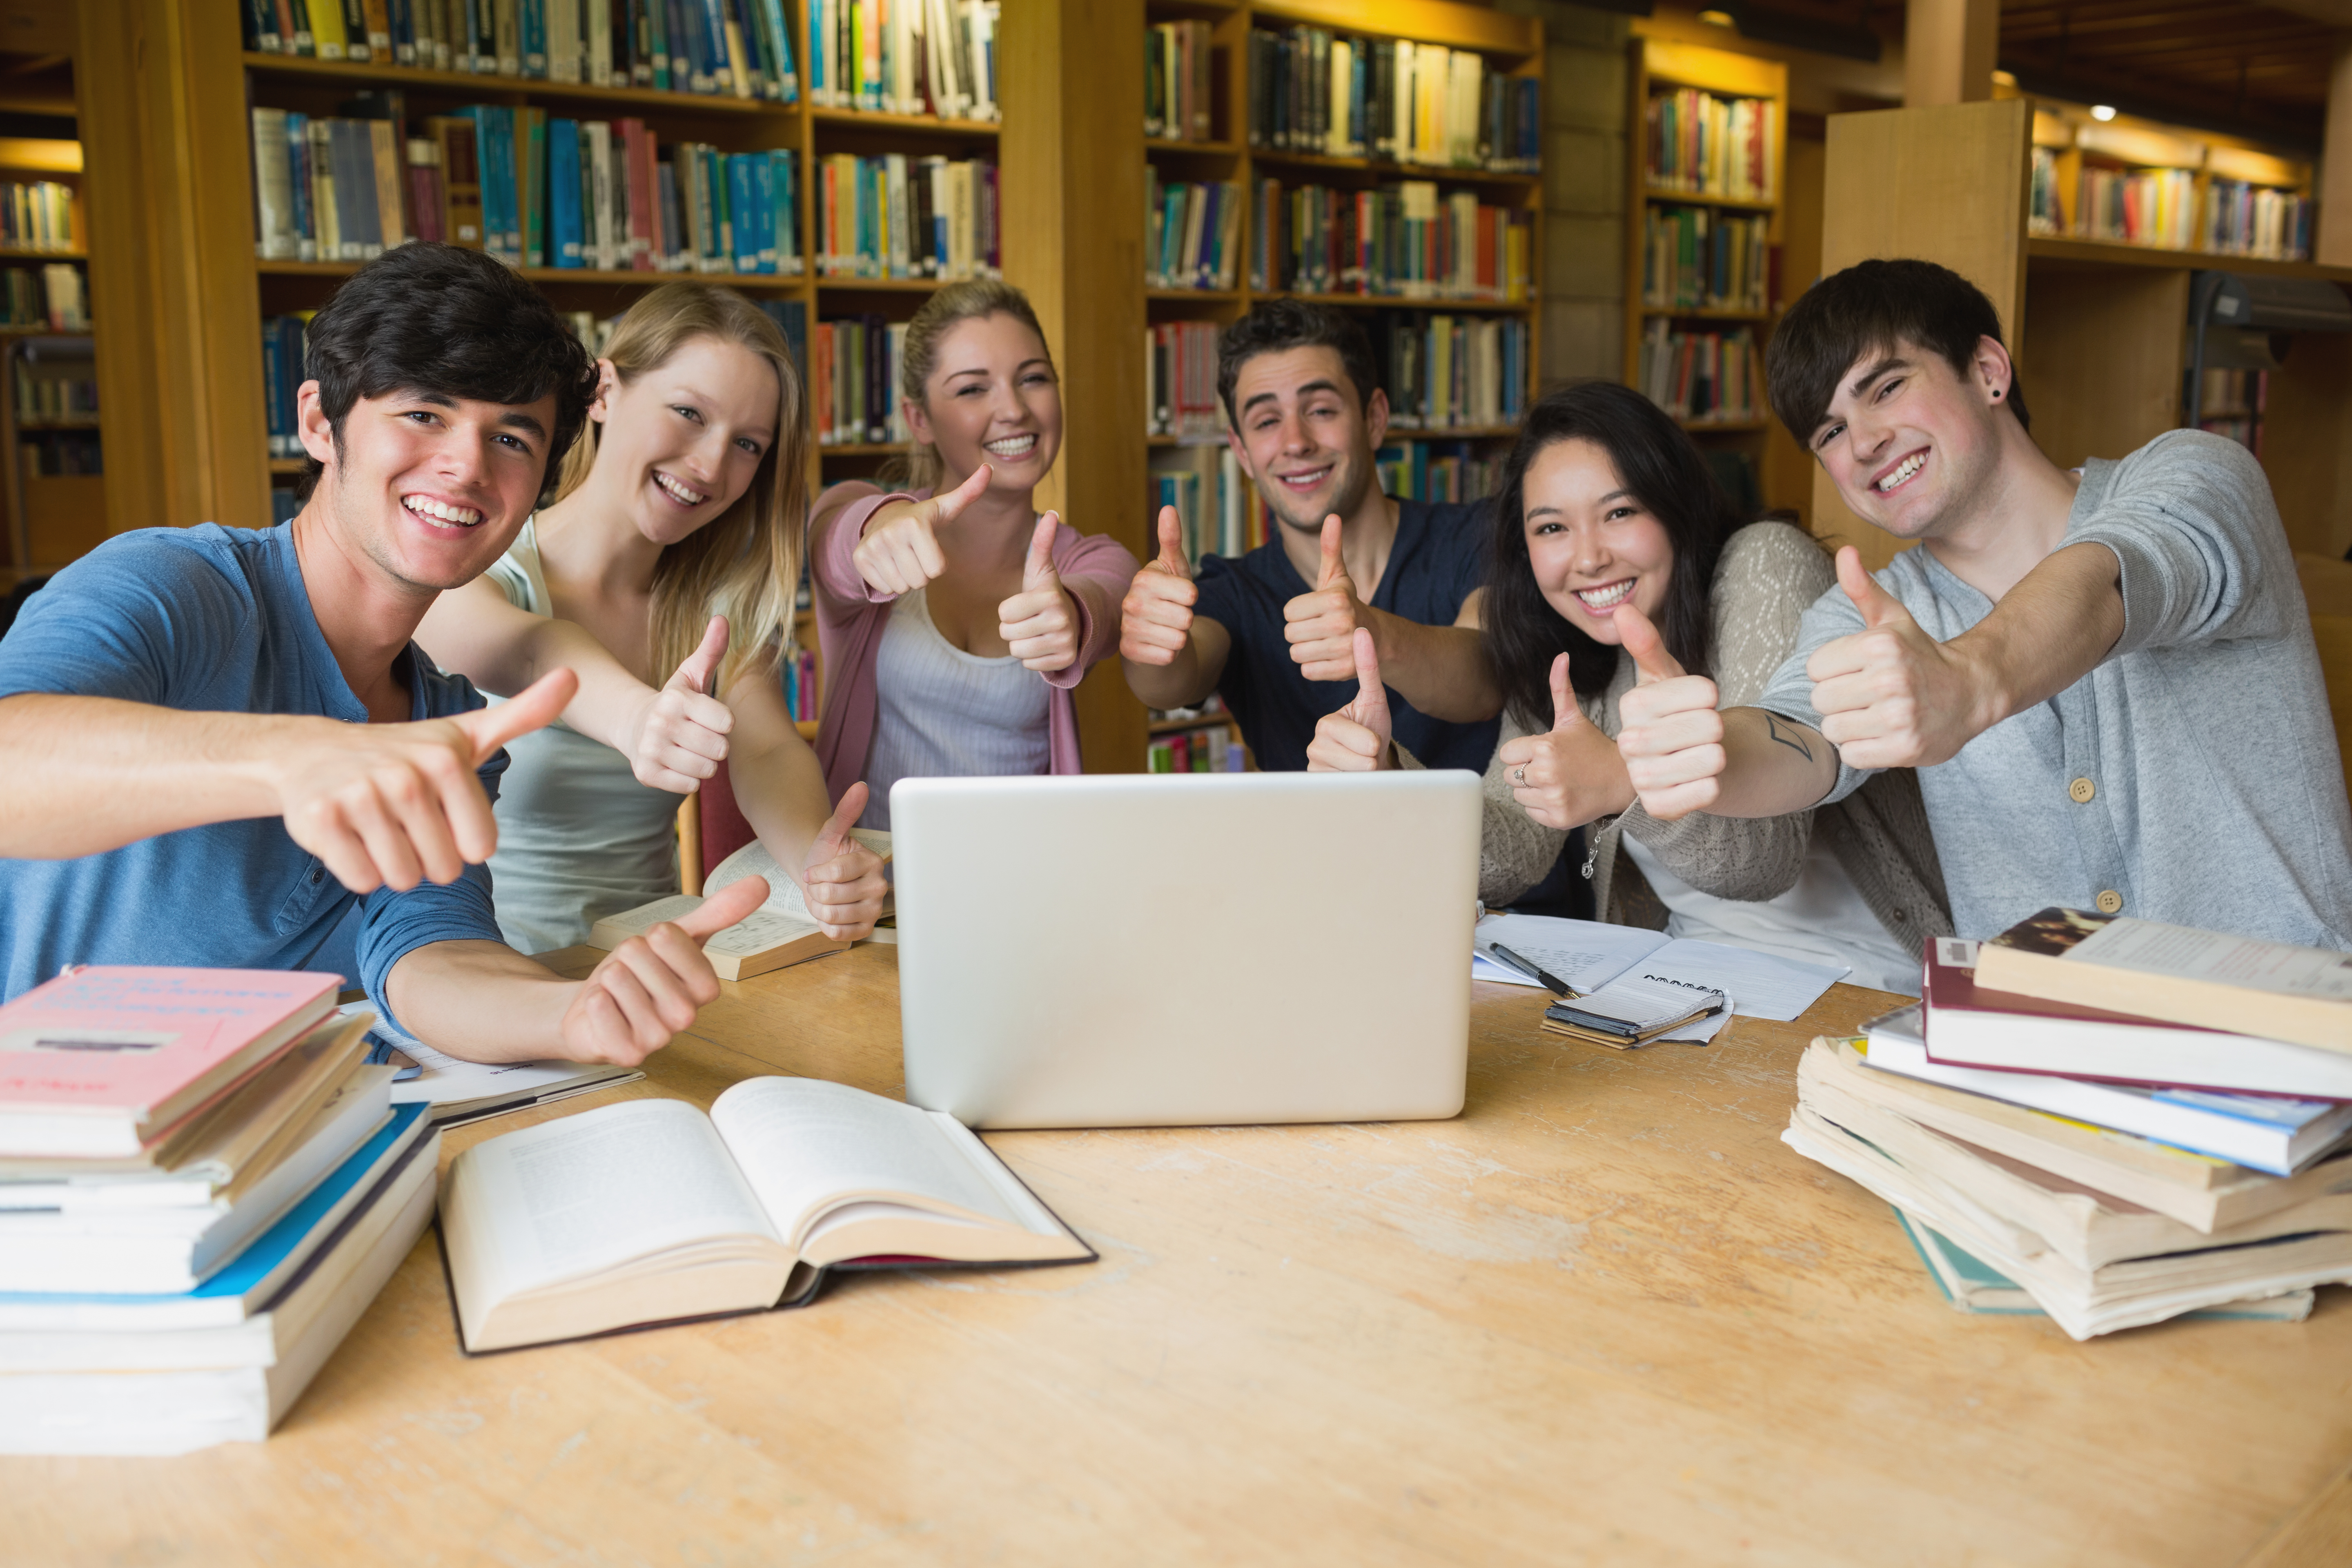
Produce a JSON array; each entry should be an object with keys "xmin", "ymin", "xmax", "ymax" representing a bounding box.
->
[
  {"xmin": 417, "ymin": 283, "xmax": 887, "ymax": 955},
  {"xmin": 807, "ymin": 280, "xmax": 1140, "ymax": 827}
]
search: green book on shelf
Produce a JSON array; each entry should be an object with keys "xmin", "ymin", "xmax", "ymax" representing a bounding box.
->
[{"xmin": 1890, "ymin": 1209, "xmax": 2314, "ymax": 1323}]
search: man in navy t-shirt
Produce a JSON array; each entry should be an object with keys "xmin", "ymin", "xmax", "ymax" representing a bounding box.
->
[
  {"xmin": 1120, "ymin": 302, "xmax": 1500, "ymax": 773},
  {"xmin": 0, "ymin": 244, "xmax": 766, "ymax": 1068}
]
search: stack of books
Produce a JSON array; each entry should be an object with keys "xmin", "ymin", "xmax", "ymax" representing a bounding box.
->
[
  {"xmin": 0, "ymin": 968, "xmax": 441, "ymax": 1454},
  {"xmin": 1787, "ymin": 909, "xmax": 2352, "ymax": 1339}
]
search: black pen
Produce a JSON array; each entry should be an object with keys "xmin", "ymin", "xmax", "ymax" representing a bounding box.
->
[{"xmin": 1485, "ymin": 941, "xmax": 1575, "ymax": 998}]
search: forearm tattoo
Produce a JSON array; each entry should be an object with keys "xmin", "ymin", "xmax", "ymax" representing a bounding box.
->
[{"xmin": 1765, "ymin": 713, "xmax": 1815, "ymax": 763}]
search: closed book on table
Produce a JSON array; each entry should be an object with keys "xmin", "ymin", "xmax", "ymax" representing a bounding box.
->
[
  {"xmin": 1923, "ymin": 937, "xmax": 2352, "ymax": 1100},
  {"xmin": 0, "ymin": 969, "xmax": 338, "ymax": 1159},
  {"xmin": 1976, "ymin": 908, "xmax": 2352, "ymax": 1055}
]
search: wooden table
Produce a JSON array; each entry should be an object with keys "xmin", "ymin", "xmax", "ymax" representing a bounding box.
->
[{"xmin": 11, "ymin": 948, "xmax": 2350, "ymax": 1565}]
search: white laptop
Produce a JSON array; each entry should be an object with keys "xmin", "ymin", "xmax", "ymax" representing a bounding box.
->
[{"xmin": 890, "ymin": 770, "xmax": 1481, "ymax": 1129}]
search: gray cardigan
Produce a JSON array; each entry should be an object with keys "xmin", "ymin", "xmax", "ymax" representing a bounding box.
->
[{"xmin": 1407, "ymin": 522, "xmax": 1952, "ymax": 955}]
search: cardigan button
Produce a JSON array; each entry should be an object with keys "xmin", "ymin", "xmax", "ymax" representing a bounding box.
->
[
  {"xmin": 2095, "ymin": 889, "xmax": 2123, "ymax": 914},
  {"xmin": 2069, "ymin": 776, "xmax": 2096, "ymax": 804}
]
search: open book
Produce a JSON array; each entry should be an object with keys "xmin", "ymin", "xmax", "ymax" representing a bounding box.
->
[
  {"xmin": 439, "ymin": 1077, "xmax": 1092, "ymax": 1353},
  {"xmin": 585, "ymin": 831, "xmax": 890, "ymax": 981}
]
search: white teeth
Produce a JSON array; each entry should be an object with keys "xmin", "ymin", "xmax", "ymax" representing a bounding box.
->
[
  {"xmin": 983, "ymin": 434, "xmax": 1037, "ymax": 457},
  {"xmin": 653, "ymin": 471, "xmax": 708, "ymax": 506},
  {"xmin": 1877, "ymin": 452, "xmax": 1926, "ymax": 492},
  {"xmin": 1574, "ymin": 579, "xmax": 1635, "ymax": 610},
  {"xmin": 403, "ymin": 495, "xmax": 482, "ymax": 526},
  {"xmin": 1279, "ymin": 467, "xmax": 1331, "ymax": 488}
]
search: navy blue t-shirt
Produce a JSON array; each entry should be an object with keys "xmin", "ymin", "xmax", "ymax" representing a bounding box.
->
[
  {"xmin": 0, "ymin": 523, "xmax": 508, "ymax": 1030},
  {"xmin": 1194, "ymin": 497, "xmax": 1499, "ymax": 773}
]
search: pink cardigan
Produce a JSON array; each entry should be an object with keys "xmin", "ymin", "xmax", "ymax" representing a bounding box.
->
[{"xmin": 808, "ymin": 483, "xmax": 1140, "ymax": 804}]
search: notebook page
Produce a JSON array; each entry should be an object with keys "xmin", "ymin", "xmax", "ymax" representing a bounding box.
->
[
  {"xmin": 1471, "ymin": 913, "xmax": 1670, "ymax": 993},
  {"xmin": 710, "ymin": 1077, "xmax": 1016, "ymax": 1252},
  {"xmin": 1637, "ymin": 938, "xmax": 1848, "ymax": 1022}
]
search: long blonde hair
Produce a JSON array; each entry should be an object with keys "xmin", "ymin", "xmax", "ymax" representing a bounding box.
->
[
  {"xmin": 552, "ymin": 283, "xmax": 808, "ymax": 692},
  {"xmin": 886, "ymin": 278, "xmax": 1053, "ymax": 493}
]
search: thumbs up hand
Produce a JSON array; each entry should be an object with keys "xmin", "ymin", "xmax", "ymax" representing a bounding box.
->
[
  {"xmin": 996, "ymin": 511, "xmax": 1080, "ymax": 672},
  {"xmin": 1305, "ymin": 628, "xmax": 1396, "ymax": 772},
  {"xmin": 1806, "ymin": 546, "xmax": 1979, "ymax": 769},
  {"xmin": 1120, "ymin": 505, "xmax": 1198, "ymax": 666},
  {"xmin": 1283, "ymin": 514, "xmax": 1370, "ymax": 682},
  {"xmin": 622, "ymin": 615, "xmax": 738, "ymax": 793},
  {"xmin": 279, "ymin": 667, "xmax": 580, "ymax": 895},
  {"xmin": 796, "ymin": 782, "xmax": 890, "ymax": 940},
  {"xmin": 1612, "ymin": 604, "xmax": 1726, "ymax": 822},
  {"xmin": 560, "ymin": 872, "xmax": 771, "ymax": 1066},
  {"xmin": 852, "ymin": 462, "xmax": 993, "ymax": 597},
  {"xmin": 1494, "ymin": 652, "xmax": 1636, "ymax": 831}
]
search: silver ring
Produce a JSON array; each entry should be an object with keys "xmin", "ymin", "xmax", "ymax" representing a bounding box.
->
[{"xmin": 1512, "ymin": 764, "xmax": 1528, "ymax": 787}]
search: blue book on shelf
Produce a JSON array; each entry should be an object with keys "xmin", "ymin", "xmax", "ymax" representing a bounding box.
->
[
  {"xmin": 0, "ymin": 1103, "xmax": 434, "ymax": 1334},
  {"xmin": 805, "ymin": 0, "xmax": 823, "ymax": 102},
  {"xmin": 648, "ymin": 0, "xmax": 670, "ymax": 90},
  {"xmin": 749, "ymin": 151, "xmax": 777, "ymax": 272},
  {"xmin": 704, "ymin": 149, "xmax": 732, "ymax": 271},
  {"xmin": 676, "ymin": 0, "xmax": 713, "ymax": 94},
  {"xmin": 261, "ymin": 320, "xmax": 286, "ymax": 452},
  {"xmin": 282, "ymin": 112, "xmax": 313, "ymax": 256},
  {"xmin": 760, "ymin": 0, "xmax": 795, "ymax": 101},
  {"xmin": 727, "ymin": 154, "xmax": 759, "ymax": 272},
  {"xmin": 699, "ymin": 0, "xmax": 734, "ymax": 92},
  {"xmin": 548, "ymin": 119, "xmax": 584, "ymax": 267},
  {"xmin": 521, "ymin": 0, "xmax": 546, "ymax": 76},
  {"xmin": 768, "ymin": 148, "xmax": 796, "ymax": 270}
]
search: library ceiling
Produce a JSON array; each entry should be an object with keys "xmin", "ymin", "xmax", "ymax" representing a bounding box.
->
[{"xmin": 1998, "ymin": 0, "xmax": 2339, "ymax": 144}]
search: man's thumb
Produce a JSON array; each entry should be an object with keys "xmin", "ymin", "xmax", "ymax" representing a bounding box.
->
[
  {"xmin": 455, "ymin": 668, "xmax": 578, "ymax": 762},
  {"xmin": 1615, "ymin": 604, "xmax": 1686, "ymax": 686},
  {"xmin": 1023, "ymin": 512, "xmax": 1060, "ymax": 590},
  {"xmin": 1350, "ymin": 627, "xmax": 1388, "ymax": 721},
  {"xmin": 1155, "ymin": 505, "xmax": 1191, "ymax": 579},
  {"xmin": 934, "ymin": 461, "xmax": 993, "ymax": 523},
  {"xmin": 676, "ymin": 875, "xmax": 768, "ymax": 941},
  {"xmin": 812, "ymin": 782, "xmax": 866, "ymax": 858},
  {"xmin": 1837, "ymin": 546, "xmax": 1907, "ymax": 630},
  {"xmin": 669, "ymin": 615, "xmax": 730, "ymax": 695},
  {"xmin": 1317, "ymin": 514, "xmax": 1345, "ymax": 590},
  {"xmin": 1549, "ymin": 651, "xmax": 1583, "ymax": 731}
]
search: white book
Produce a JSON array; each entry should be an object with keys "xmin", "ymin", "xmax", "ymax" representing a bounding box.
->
[
  {"xmin": 586, "ymin": 0, "xmax": 612, "ymax": 85},
  {"xmin": 441, "ymin": 1083, "xmax": 1091, "ymax": 1352},
  {"xmin": 547, "ymin": 0, "xmax": 579, "ymax": 81},
  {"xmin": 585, "ymin": 121, "xmax": 615, "ymax": 271},
  {"xmin": 250, "ymin": 109, "xmax": 299, "ymax": 260}
]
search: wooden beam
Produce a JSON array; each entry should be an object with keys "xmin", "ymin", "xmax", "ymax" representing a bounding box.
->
[{"xmin": 1905, "ymin": 0, "xmax": 2000, "ymax": 106}]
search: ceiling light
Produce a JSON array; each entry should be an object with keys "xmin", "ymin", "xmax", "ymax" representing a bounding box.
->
[
  {"xmin": 2090, "ymin": 104, "xmax": 2117, "ymax": 121},
  {"xmin": 1699, "ymin": 8, "xmax": 1736, "ymax": 24}
]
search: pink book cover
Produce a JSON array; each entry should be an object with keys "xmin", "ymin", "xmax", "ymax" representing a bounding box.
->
[{"xmin": 0, "ymin": 967, "xmax": 341, "ymax": 1121}]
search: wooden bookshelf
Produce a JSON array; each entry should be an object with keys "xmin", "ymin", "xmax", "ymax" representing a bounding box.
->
[
  {"xmin": 1621, "ymin": 39, "xmax": 1786, "ymax": 481},
  {"xmin": 1816, "ymin": 97, "xmax": 2352, "ymax": 569}
]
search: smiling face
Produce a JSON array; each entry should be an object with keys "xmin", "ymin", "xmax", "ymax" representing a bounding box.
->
[
  {"xmin": 1521, "ymin": 437, "xmax": 1675, "ymax": 647},
  {"xmin": 1809, "ymin": 334, "xmax": 2012, "ymax": 541},
  {"xmin": 310, "ymin": 384, "xmax": 558, "ymax": 595},
  {"xmin": 905, "ymin": 311, "xmax": 1061, "ymax": 493},
  {"xmin": 1225, "ymin": 345, "xmax": 1386, "ymax": 536},
  {"xmin": 588, "ymin": 334, "xmax": 780, "ymax": 548}
]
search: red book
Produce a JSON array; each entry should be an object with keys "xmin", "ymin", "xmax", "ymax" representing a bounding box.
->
[
  {"xmin": 1922, "ymin": 938, "xmax": 2352, "ymax": 1101},
  {"xmin": 620, "ymin": 119, "xmax": 656, "ymax": 271},
  {"xmin": 0, "ymin": 968, "xmax": 340, "ymax": 1158}
]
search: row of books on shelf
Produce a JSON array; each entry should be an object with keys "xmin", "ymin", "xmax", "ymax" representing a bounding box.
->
[
  {"xmin": 1635, "ymin": 321, "xmax": 1763, "ymax": 427},
  {"xmin": 2027, "ymin": 149, "xmax": 2313, "ymax": 260},
  {"xmin": 1375, "ymin": 439, "xmax": 1502, "ymax": 505},
  {"xmin": 1148, "ymin": 312, "xmax": 1529, "ymax": 440},
  {"xmin": 804, "ymin": 0, "xmax": 998, "ymax": 118},
  {"xmin": 22, "ymin": 431, "xmax": 102, "ymax": 475},
  {"xmin": 1643, "ymin": 88, "xmax": 1774, "ymax": 203},
  {"xmin": 242, "ymin": 0, "xmax": 800, "ymax": 101},
  {"xmin": 1640, "ymin": 206, "xmax": 1769, "ymax": 314},
  {"xmin": 814, "ymin": 312, "xmax": 906, "ymax": 445},
  {"xmin": 1147, "ymin": 725, "xmax": 1245, "ymax": 775},
  {"xmin": 1790, "ymin": 912, "xmax": 2352, "ymax": 1338},
  {"xmin": 1143, "ymin": 19, "xmax": 1214, "ymax": 144},
  {"xmin": 779, "ymin": 644, "xmax": 818, "ymax": 722},
  {"xmin": 1247, "ymin": 180, "xmax": 1532, "ymax": 304},
  {"xmin": 254, "ymin": 105, "xmax": 808, "ymax": 277},
  {"xmin": 16, "ymin": 368, "xmax": 96, "ymax": 422},
  {"xmin": 1146, "ymin": 178, "xmax": 1241, "ymax": 293},
  {"xmin": 0, "ymin": 183, "xmax": 76, "ymax": 254},
  {"xmin": 1, "ymin": 265, "xmax": 89, "ymax": 332},
  {"xmin": 1246, "ymin": 26, "xmax": 1539, "ymax": 172},
  {"xmin": 816, "ymin": 154, "xmax": 1000, "ymax": 281}
]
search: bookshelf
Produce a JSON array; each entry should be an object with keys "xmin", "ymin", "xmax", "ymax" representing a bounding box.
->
[
  {"xmin": 1621, "ymin": 39, "xmax": 1785, "ymax": 503},
  {"xmin": 1134, "ymin": 0, "xmax": 1544, "ymax": 758},
  {"xmin": 1815, "ymin": 97, "xmax": 2352, "ymax": 570}
]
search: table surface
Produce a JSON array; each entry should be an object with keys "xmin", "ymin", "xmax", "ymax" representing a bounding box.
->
[{"xmin": 11, "ymin": 946, "xmax": 2348, "ymax": 1566}]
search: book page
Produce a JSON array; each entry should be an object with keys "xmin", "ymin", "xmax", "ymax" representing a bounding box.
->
[
  {"xmin": 2071, "ymin": 920, "xmax": 2352, "ymax": 1002},
  {"xmin": 707, "ymin": 832, "xmax": 893, "ymax": 925},
  {"xmin": 708, "ymin": 1077, "xmax": 1017, "ymax": 1251},
  {"xmin": 454, "ymin": 1099, "xmax": 781, "ymax": 1297},
  {"xmin": 1471, "ymin": 913, "xmax": 1669, "ymax": 992}
]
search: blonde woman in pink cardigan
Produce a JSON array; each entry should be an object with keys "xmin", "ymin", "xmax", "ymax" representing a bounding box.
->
[{"xmin": 808, "ymin": 281, "xmax": 1139, "ymax": 827}]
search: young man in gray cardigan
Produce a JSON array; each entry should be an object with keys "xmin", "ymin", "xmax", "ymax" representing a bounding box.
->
[{"xmin": 1614, "ymin": 258, "xmax": 2352, "ymax": 948}]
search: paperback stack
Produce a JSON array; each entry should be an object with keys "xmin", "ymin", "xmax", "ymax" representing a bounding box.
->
[
  {"xmin": 1786, "ymin": 910, "xmax": 2352, "ymax": 1339},
  {"xmin": 0, "ymin": 967, "xmax": 441, "ymax": 1454}
]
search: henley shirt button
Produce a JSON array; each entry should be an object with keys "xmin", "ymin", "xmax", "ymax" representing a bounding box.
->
[
  {"xmin": 2095, "ymin": 889, "xmax": 2123, "ymax": 914},
  {"xmin": 309, "ymin": 866, "xmax": 322, "ymax": 884},
  {"xmin": 2069, "ymin": 776, "xmax": 2096, "ymax": 804}
]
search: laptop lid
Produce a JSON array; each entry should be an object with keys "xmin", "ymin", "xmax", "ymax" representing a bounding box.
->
[{"xmin": 891, "ymin": 771, "xmax": 1481, "ymax": 1129}]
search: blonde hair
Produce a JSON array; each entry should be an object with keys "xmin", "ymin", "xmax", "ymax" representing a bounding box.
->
[
  {"xmin": 552, "ymin": 283, "xmax": 808, "ymax": 693},
  {"xmin": 886, "ymin": 278, "xmax": 1053, "ymax": 493}
]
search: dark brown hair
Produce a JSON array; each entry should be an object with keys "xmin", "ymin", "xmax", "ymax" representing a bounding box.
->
[
  {"xmin": 1765, "ymin": 258, "xmax": 2031, "ymax": 445},
  {"xmin": 1216, "ymin": 298, "xmax": 1379, "ymax": 425}
]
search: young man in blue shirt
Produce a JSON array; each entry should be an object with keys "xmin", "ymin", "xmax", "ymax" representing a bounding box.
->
[
  {"xmin": 1119, "ymin": 301, "xmax": 1501, "ymax": 773},
  {"xmin": 0, "ymin": 244, "xmax": 768, "ymax": 1065}
]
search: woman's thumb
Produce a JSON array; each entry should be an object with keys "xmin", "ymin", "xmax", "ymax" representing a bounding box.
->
[
  {"xmin": 935, "ymin": 461, "xmax": 993, "ymax": 522},
  {"xmin": 1616, "ymin": 603, "xmax": 1685, "ymax": 685},
  {"xmin": 1549, "ymin": 652, "xmax": 1581, "ymax": 731}
]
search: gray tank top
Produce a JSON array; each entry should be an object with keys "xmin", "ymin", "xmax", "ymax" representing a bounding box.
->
[{"xmin": 859, "ymin": 587, "xmax": 1051, "ymax": 830}]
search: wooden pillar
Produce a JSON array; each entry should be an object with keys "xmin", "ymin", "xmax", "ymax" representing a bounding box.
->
[
  {"xmin": 999, "ymin": 0, "xmax": 1149, "ymax": 774},
  {"xmin": 75, "ymin": 0, "xmax": 270, "ymax": 536},
  {"xmin": 2319, "ymin": 40, "xmax": 2352, "ymax": 267},
  {"xmin": 1903, "ymin": 0, "xmax": 2000, "ymax": 108}
]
